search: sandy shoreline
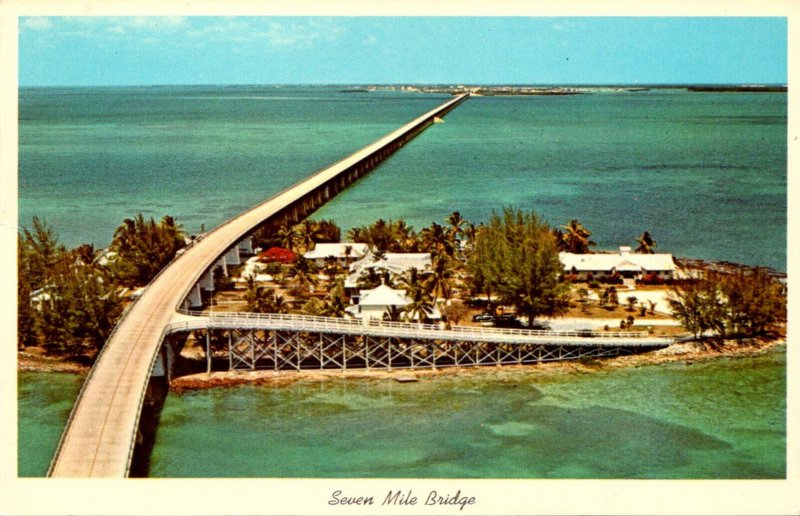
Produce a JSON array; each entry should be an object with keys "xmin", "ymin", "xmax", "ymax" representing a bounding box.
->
[{"xmin": 18, "ymin": 337, "xmax": 784, "ymax": 390}]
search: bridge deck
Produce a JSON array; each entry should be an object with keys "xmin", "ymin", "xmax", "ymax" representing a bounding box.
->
[
  {"xmin": 168, "ymin": 311, "xmax": 673, "ymax": 347},
  {"xmin": 49, "ymin": 94, "xmax": 469, "ymax": 477}
]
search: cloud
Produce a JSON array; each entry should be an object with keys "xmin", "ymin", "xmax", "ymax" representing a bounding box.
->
[
  {"xmin": 20, "ymin": 16, "xmax": 347, "ymax": 51},
  {"xmin": 22, "ymin": 17, "xmax": 53, "ymax": 30},
  {"xmin": 126, "ymin": 16, "xmax": 187, "ymax": 30},
  {"xmin": 363, "ymin": 34, "xmax": 378, "ymax": 45}
]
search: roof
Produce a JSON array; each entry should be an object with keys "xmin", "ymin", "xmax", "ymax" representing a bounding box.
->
[
  {"xmin": 303, "ymin": 242, "xmax": 369, "ymax": 260},
  {"xmin": 350, "ymin": 252, "xmax": 431, "ymax": 273},
  {"xmin": 345, "ymin": 252, "xmax": 432, "ymax": 288},
  {"xmin": 357, "ymin": 284, "xmax": 410, "ymax": 307},
  {"xmin": 559, "ymin": 250, "xmax": 675, "ymax": 272}
]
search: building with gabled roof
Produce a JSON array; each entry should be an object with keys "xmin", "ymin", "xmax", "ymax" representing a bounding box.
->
[
  {"xmin": 303, "ymin": 242, "xmax": 369, "ymax": 267},
  {"xmin": 345, "ymin": 283, "xmax": 442, "ymax": 321},
  {"xmin": 344, "ymin": 251, "xmax": 432, "ymax": 289},
  {"xmin": 559, "ymin": 246, "xmax": 676, "ymax": 281}
]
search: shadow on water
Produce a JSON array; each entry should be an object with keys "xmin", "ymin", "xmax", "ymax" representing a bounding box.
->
[{"xmin": 129, "ymin": 376, "xmax": 169, "ymax": 478}]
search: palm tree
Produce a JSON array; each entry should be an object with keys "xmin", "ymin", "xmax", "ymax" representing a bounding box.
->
[
  {"xmin": 295, "ymin": 220, "xmax": 322, "ymax": 253},
  {"xmin": 635, "ymin": 231, "xmax": 657, "ymax": 254},
  {"xmin": 424, "ymin": 255, "xmax": 453, "ymax": 309},
  {"xmin": 322, "ymin": 279, "xmax": 347, "ymax": 317},
  {"xmin": 447, "ymin": 211, "xmax": 466, "ymax": 241},
  {"xmin": 560, "ymin": 219, "xmax": 595, "ymax": 254},
  {"xmin": 356, "ymin": 267, "xmax": 384, "ymax": 290},
  {"xmin": 420, "ymin": 222, "xmax": 454, "ymax": 258},
  {"xmin": 287, "ymin": 256, "xmax": 318, "ymax": 294},
  {"xmin": 397, "ymin": 267, "xmax": 424, "ymax": 298},
  {"xmin": 391, "ymin": 219, "xmax": 418, "ymax": 252},
  {"xmin": 383, "ymin": 305, "xmax": 404, "ymax": 322},
  {"xmin": 244, "ymin": 274, "xmax": 276, "ymax": 313},
  {"xmin": 404, "ymin": 287, "xmax": 434, "ymax": 323},
  {"xmin": 275, "ymin": 223, "xmax": 298, "ymax": 251},
  {"xmin": 346, "ymin": 226, "xmax": 367, "ymax": 243}
]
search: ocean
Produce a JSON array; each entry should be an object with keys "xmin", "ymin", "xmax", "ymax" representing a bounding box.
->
[
  {"xmin": 19, "ymin": 85, "xmax": 786, "ymax": 270},
  {"xmin": 16, "ymin": 85, "xmax": 787, "ymax": 478}
]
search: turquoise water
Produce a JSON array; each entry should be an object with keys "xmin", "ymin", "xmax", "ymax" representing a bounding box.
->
[
  {"xmin": 19, "ymin": 86, "xmax": 786, "ymax": 270},
  {"xmin": 145, "ymin": 349, "xmax": 785, "ymax": 478},
  {"xmin": 19, "ymin": 86, "xmax": 448, "ymax": 249},
  {"xmin": 16, "ymin": 86, "xmax": 787, "ymax": 478},
  {"xmin": 17, "ymin": 371, "xmax": 84, "ymax": 477}
]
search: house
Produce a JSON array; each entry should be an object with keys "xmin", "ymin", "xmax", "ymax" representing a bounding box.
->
[
  {"xmin": 345, "ymin": 284, "xmax": 410, "ymax": 321},
  {"xmin": 345, "ymin": 283, "xmax": 442, "ymax": 322},
  {"xmin": 344, "ymin": 251, "xmax": 432, "ymax": 289},
  {"xmin": 559, "ymin": 246, "xmax": 676, "ymax": 281},
  {"xmin": 303, "ymin": 242, "xmax": 369, "ymax": 268}
]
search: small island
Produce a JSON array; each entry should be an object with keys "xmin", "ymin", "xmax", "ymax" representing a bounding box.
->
[{"xmin": 18, "ymin": 208, "xmax": 787, "ymax": 388}]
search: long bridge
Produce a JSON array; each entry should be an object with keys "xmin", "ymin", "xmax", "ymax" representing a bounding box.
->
[
  {"xmin": 47, "ymin": 92, "xmax": 672, "ymax": 478},
  {"xmin": 48, "ymin": 93, "xmax": 468, "ymax": 477}
]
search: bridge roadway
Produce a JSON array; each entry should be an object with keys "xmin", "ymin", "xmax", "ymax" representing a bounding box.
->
[
  {"xmin": 48, "ymin": 93, "xmax": 469, "ymax": 478},
  {"xmin": 168, "ymin": 310, "xmax": 674, "ymax": 348}
]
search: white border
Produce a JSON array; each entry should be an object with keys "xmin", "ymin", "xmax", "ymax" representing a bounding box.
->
[{"xmin": 1, "ymin": 1, "xmax": 797, "ymax": 514}]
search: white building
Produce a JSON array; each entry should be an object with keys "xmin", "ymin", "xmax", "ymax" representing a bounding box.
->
[
  {"xmin": 559, "ymin": 246, "xmax": 676, "ymax": 281},
  {"xmin": 345, "ymin": 284, "xmax": 410, "ymax": 321},
  {"xmin": 303, "ymin": 242, "xmax": 369, "ymax": 267},
  {"xmin": 345, "ymin": 283, "xmax": 442, "ymax": 322},
  {"xmin": 344, "ymin": 251, "xmax": 432, "ymax": 289}
]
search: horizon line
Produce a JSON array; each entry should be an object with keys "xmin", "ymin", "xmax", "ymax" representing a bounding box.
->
[{"xmin": 18, "ymin": 81, "xmax": 790, "ymax": 89}]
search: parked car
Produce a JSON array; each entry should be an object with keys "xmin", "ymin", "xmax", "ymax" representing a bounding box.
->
[
  {"xmin": 472, "ymin": 313, "xmax": 495, "ymax": 323},
  {"xmin": 494, "ymin": 314, "xmax": 522, "ymax": 328}
]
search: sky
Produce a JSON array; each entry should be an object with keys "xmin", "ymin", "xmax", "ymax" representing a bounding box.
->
[{"xmin": 18, "ymin": 16, "xmax": 787, "ymax": 86}]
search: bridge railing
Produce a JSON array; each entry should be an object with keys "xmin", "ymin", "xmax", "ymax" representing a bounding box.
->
[{"xmin": 174, "ymin": 309, "xmax": 652, "ymax": 340}]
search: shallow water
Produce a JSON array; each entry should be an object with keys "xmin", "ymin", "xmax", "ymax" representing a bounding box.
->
[
  {"xmin": 142, "ymin": 348, "xmax": 785, "ymax": 478},
  {"xmin": 17, "ymin": 371, "xmax": 84, "ymax": 477}
]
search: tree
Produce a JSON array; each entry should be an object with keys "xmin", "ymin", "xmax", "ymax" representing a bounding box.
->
[
  {"xmin": 275, "ymin": 223, "xmax": 299, "ymax": 252},
  {"xmin": 244, "ymin": 274, "xmax": 276, "ymax": 313},
  {"xmin": 322, "ymin": 279, "xmax": 348, "ymax": 317},
  {"xmin": 311, "ymin": 219, "xmax": 341, "ymax": 243},
  {"xmin": 391, "ymin": 220, "xmax": 419, "ymax": 252},
  {"xmin": 404, "ymin": 285, "xmax": 434, "ymax": 323},
  {"xmin": 559, "ymin": 219, "xmax": 595, "ymax": 254},
  {"xmin": 294, "ymin": 220, "xmax": 321, "ymax": 253},
  {"xmin": 576, "ymin": 287, "xmax": 590, "ymax": 313},
  {"xmin": 20, "ymin": 216, "xmax": 67, "ymax": 290},
  {"xmin": 626, "ymin": 296, "xmax": 638, "ymax": 312},
  {"xmin": 720, "ymin": 268, "xmax": 785, "ymax": 336},
  {"xmin": 396, "ymin": 267, "xmax": 425, "ymax": 298},
  {"xmin": 356, "ymin": 268, "xmax": 382, "ymax": 290},
  {"xmin": 301, "ymin": 297, "xmax": 326, "ymax": 316},
  {"xmin": 17, "ymin": 243, "xmax": 37, "ymax": 348},
  {"xmin": 466, "ymin": 207, "xmax": 569, "ymax": 327},
  {"xmin": 286, "ymin": 256, "xmax": 318, "ymax": 294},
  {"xmin": 110, "ymin": 214, "xmax": 185, "ymax": 286},
  {"xmin": 446, "ymin": 211, "xmax": 468, "ymax": 256},
  {"xmin": 424, "ymin": 255, "xmax": 453, "ymax": 308},
  {"xmin": 39, "ymin": 264, "xmax": 122, "ymax": 356},
  {"xmin": 668, "ymin": 276, "xmax": 726, "ymax": 339},
  {"xmin": 420, "ymin": 222, "xmax": 455, "ymax": 258},
  {"xmin": 635, "ymin": 231, "xmax": 657, "ymax": 254}
]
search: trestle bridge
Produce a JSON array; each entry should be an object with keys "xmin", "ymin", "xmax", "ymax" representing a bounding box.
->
[{"xmin": 169, "ymin": 310, "xmax": 672, "ymax": 371}]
